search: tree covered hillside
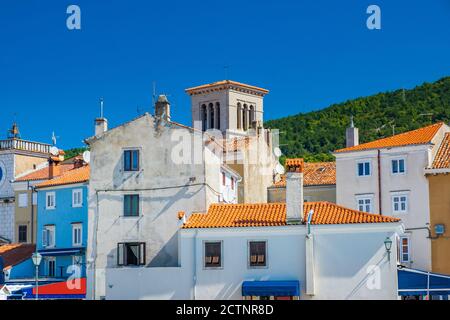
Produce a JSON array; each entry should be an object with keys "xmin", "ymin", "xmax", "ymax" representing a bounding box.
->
[{"xmin": 265, "ymin": 76, "xmax": 450, "ymax": 162}]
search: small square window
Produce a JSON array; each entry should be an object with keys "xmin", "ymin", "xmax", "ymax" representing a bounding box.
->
[
  {"xmin": 124, "ymin": 195, "xmax": 140, "ymax": 217},
  {"xmin": 18, "ymin": 225, "xmax": 27, "ymax": 243},
  {"xmin": 72, "ymin": 223, "xmax": 82, "ymax": 246},
  {"xmin": 357, "ymin": 161, "xmax": 371, "ymax": 176},
  {"xmin": 117, "ymin": 242, "xmax": 146, "ymax": 266},
  {"xmin": 46, "ymin": 192, "xmax": 56, "ymax": 210},
  {"xmin": 124, "ymin": 150, "xmax": 139, "ymax": 171},
  {"xmin": 392, "ymin": 194, "xmax": 408, "ymax": 214},
  {"xmin": 204, "ymin": 241, "xmax": 222, "ymax": 268},
  {"xmin": 249, "ymin": 241, "xmax": 267, "ymax": 268},
  {"xmin": 72, "ymin": 189, "xmax": 83, "ymax": 207},
  {"xmin": 18, "ymin": 193, "xmax": 28, "ymax": 208},
  {"xmin": 392, "ymin": 159, "xmax": 406, "ymax": 174}
]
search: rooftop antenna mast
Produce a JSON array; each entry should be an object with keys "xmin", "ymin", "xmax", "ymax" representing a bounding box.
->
[{"xmin": 99, "ymin": 97, "xmax": 104, "ymax": 118}]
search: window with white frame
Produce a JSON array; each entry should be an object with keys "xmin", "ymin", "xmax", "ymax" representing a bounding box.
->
[
  {"xmin": 32, "ymin": 192, "xmax": 37, "ymax": 205},
  {"xmin": 356, "ymin": 196, "xmax": 373, "ymax": 213},
  {"xmin": 18, "ymin": 193, "xmax": 28, "ymax": 208},
  {"xmin": 46, "ymin": 192, "xmax": 56, "ymax": 210},
  {"xmin": 72, "ymin": 223, "xmax": 82, "ymax": 246},
  {"xmin": 392, "ymin": 158, "xmax": 406, "ymax": 174},
  {"xmin": 400, "ymin": 236, "xmax": 410, "ymax": 263},
  {"xmin": 392, "ymin": 194, "xmax": 408, "ymax": 214},
  {"xmin": 42, "ymin": 225, "xmax": 55, "ymax": 248},
  {"xmin": 72, "ymin": 189, "xmax": 83, "ymax": 207},
  {"xmin": 357, "ymin": 161, "xmax": 371, "ymax": 176}
]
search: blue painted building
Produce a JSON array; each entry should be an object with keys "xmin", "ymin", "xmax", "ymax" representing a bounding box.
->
[{"xmin": 35, "ymin": 163, "xmax": 89, "ymax": 281}]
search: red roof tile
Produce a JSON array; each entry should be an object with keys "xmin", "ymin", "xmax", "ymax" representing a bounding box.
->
[
  {"xmin": 335, "ymin": 122, "xmax": 444, "ymax": 153},
  {"xmin": 183, "ymin": 202, "xmax": 399, "ymax": 229},
  {"xmin": 0, "ymin": 243, "xmax": 36, "ymax": 270},
  {"xmin": 35, "ymin": 165, "xmax": 89, "ymax": 188},
  {"xmin": 432, "ymin": 132, "xmax": 450, "ymax": 169},
  {"xmin": 273, "ymin": 161, "xmax": 336, "ymax": 187},
  {"xmin": 15, "ymin": 163, "xmax": 75, "ymax": 182}
]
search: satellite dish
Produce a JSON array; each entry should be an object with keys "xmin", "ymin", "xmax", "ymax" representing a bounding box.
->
[
  {"xmin": 275, "ymin": 163, "xmax": 285, "ymax": 175},
  {"xmin": 50, "ymin": 146, "xmax": 59, "ymax": 156},
  {"xmin": 273, "ymin": 147, "xmax": 282, "ymax": 158},
  {"xmin": 82, "ymin": 151, "xmax": 91, "ymax": 164}
]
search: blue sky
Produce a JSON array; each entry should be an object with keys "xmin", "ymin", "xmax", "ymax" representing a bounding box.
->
[{"xmin": 0, "ymin": 0, "xmax": 449, "ymax": 149}]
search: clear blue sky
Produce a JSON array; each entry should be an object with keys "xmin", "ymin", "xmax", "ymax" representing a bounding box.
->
[{"xmin": 1, "ymin": 0, "xmax": 449, "ymax": 149}]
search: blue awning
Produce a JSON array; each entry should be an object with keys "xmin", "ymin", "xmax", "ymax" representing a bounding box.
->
[
  {"xmin": 242, "ymin": 280, "xmax": 300, "ymax": 297},
  {"xmin": 398, "ymin": 267, "xmax": 450, "ymax": 296},
  {"xmin": 38, "ymin": 247, "xmax": 85, "ymax": 256}
]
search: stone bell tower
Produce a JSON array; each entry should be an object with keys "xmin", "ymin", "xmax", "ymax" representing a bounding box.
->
[{"xmin": 185, "ymin": 80, "xmax": 269, "ymax": 136}]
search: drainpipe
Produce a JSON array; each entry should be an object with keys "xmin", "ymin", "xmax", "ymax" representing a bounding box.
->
[
  {"xmin": 305, "ymin": 209, "xmax": 315, "ymax": 296},
  {"xmin": 377, "ymin": 150, "xmax": 382, "ymax": 215}
]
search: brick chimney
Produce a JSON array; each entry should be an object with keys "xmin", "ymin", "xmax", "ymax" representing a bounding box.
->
[
  {"xmin": 48, "ymin": 158, "xmax": 61, "ymax": 179},
  {"xmin": 285, "ymin": 158, "xmax": 304, "ymax": 224}
]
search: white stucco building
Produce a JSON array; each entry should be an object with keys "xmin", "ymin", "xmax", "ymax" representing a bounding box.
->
[
  {"xmin": 334, "ymin": 121, "xmax": 450, "ymax": 272},
  {"xmin": 105, "ymin": 158, "xmax": 403, "ymax": 300}
]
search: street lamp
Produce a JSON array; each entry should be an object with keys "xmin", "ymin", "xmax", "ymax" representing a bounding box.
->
[
  {"xmin": 384, "ymin": 237, "xmax": 393, "ymax": 262},
  {"xmin": 31, "ymin": 252, "xmax": 42, "ymax": 300}
]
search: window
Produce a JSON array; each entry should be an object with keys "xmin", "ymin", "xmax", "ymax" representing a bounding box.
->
[
  {"xmin": 357, "ymin": 161, "xmax": 371, "ymax": 176},
  {"xmin": 32, "ymin": 193, "xmax": 37, "ymax": 205},
  {"xmin": 392, "ymin": 194, "xmax": 408, "ymax": 214},
  {"xmin": 400, "ymin": 237, "xmax": 410, "ymax": 263},
  {"xmin": 124, "ymin": 195, "xmax": 140, "ymax": 217},
  {"xmin": 356, "ymin": 196, "xmax": 373, "ymax": 213},
  {"xmin": 249, "ymin": 241, "xmax": 267, "ymax": 268},
  {"xmin": 46, "ymin": 257, "xmax": 56, "ymax": 277},
  {"xmin": 46, "ymin": 192, "xmax": 56, "ymax": 210},
  {"xmin": 204, "ymin": 241, "xmax": 222, "ymax": 268},
  {"xmin": 18, "ymin": 225, "xmax": 27, "ymax": 243},
  {"xmin": 124, "ymin": 150, "xmax": 139, "ymax": 171},
  {"xmin": 72, "ymin": 189, "xmax": 83, "ymax": 207},
  {"xmin": 18, "ymin": 193, "xmax": 28, "ymax": 208},
  {"xmin": 72, "ymin": 223, "xmax": 82, "ymax": 246},
  {"xmin": 42, "ymin": 225, "xmax": 55, "ymax": 248},
  {"xmin": 392, "ymin": 158, "xmax": 406, "ymax": 174},
  {"xmin": 117, "ymin": 242, "xmax": 146, "ymax": 266},
  {"xmin": 231, "ymin": 177, "xmax": 235, "ymax": 190},
  {"xmin": 222, "ymin": 172, "xmax": 226, "ymax": 186}
]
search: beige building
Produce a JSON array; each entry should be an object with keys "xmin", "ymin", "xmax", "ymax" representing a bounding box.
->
[
  {"xmin": 268, "ymin": 161, "xmax": 336, "ymax": 203},
  {"xmin": 0, "ymin": 123, "xmax": 52, "ymax": 243},
  {"xmin": 425, "ymin": 132, "xmax": 450, "ymax": 275}
]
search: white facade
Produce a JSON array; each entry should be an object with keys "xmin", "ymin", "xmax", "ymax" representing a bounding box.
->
[
  {"xmin": 334, "ymin": 124, "xmax": 450, "ymax": 271},
  {"xmin": 219, "ymin": 166, "xmax": 240, "ymax": 203},
  {"xmin": 86, "ymin": 113, "xmax": 230, "ymax": 299},
  {"xmin": 105, "ymin": 222, "xmax": 403, "ymax": 300}
]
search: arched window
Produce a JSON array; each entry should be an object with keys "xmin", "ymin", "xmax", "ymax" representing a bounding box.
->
[
  {"xmin": 243, "ymin": 104, "xmax": 248, "ymax": 131},
  {"xmin": 215, "ymin": 102, "xmax": 221, "ymax": 130},
  {"xmin": 209, "ymin": 103, "xmax": 214, "ymax": 129},
  {"xmin": 237, "ymin": 103, "xmax": 242, "ymax": 129},
  {"xmin": 249, "ymin": 105, "xmax": 255, "ymax": 128},
  {"xmin": 201, "ymin": 104, "xmax": 207, "ymax": 131}
]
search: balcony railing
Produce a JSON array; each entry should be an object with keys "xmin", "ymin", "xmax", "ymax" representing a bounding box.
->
[{"xmin": 0, "ymin": 138, "xmax": 51, "ymax": 154}]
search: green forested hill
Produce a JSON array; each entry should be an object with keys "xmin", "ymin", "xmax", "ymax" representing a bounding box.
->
[{"xmin": 265, "ymin": 76, "xmax": 450, "ymax": 162}]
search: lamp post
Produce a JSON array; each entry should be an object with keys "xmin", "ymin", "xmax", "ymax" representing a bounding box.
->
[
  {"xmin": 31, "ymin": 252, "xmax": 42, "ymax": 300},
  {"xmin": 384, "ymin": 237, "xmax": 393, "ymax": 262}
]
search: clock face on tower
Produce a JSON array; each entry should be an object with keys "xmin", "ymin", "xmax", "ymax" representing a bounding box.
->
[{"xmin": 0, "ymin": 161, "xmax": 6, "ymax": 187}]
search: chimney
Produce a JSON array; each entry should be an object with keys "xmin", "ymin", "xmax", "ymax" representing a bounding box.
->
[
  {"xmin": 345, "ymin": 115, "xmax": 359, "ymax": 148},
  {"xmin": 48, "ymin": 158, "xmax": 61, "ymax": 179},
  {"xmin": 155, "ymin": 95, "xmax": 171, "ymax": 122},
  {"xmin": 285, "ymin": 158, "xmax": 304, "ymax": 224},
  {"xmin": 95, "ymin": 118, "xmax": 108, "ymax": 136}
]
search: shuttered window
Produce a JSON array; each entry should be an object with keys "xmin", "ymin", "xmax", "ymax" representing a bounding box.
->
[
  {"xmin": 204, "ymin": 241, "xmax": 222, "ymax": 268},
  {"xmin": 249, "ymin": 241, "xmax": 267, "ymax": 267},
  {"xmin": 117, "ymin": 242, "xmax": 146, "ymax": 266}
]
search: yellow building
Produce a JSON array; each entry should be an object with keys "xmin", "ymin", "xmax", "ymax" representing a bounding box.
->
[{"xmin": 425, "ymin": 132, "xmax": 450, "ymax": 275}]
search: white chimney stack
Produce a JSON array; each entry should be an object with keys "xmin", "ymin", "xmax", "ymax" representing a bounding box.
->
[
  {"xmin": 155, "ymin": 95, "xmax": 171, "ymax": 122},
  {"xmin": 95, "ymin": 98, "xmax": 108, "ymax": 136},
  {"xmin": 345, "ymin": 115, "xmax": 359, "ymax": 148},
  {"xmin": 285, "ymin": 158, "xmax": 304, "ymax": 224}
]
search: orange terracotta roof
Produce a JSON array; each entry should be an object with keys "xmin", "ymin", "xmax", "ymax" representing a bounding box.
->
[
  {"xmin": 0, "ymin": 243, "xmax": 36, "ymax": 270},
  {"xmin": 335, "ymin": 122, "xmax": 445, "ymax": 153},
  {"xmin": 183, "ymin": 202, "xmax": 399, "ymax": 229},
  {"xmin": 35, "ymin": 165, "xmax": 90, "ymax": 188},
  {"xmin": 432, "ymin": 132, "xmax": 450, "ymax": 169},
  {"xmin": 273, "ymin": 162, "xmax": 336, "ymax": 187},
  {"xmin": 15, "ymin": 163, "xmax": 75, "ymax": 182},
  {"xmin": 185, "ymin": 80, "xmax": 269, "ymax": 95}
]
